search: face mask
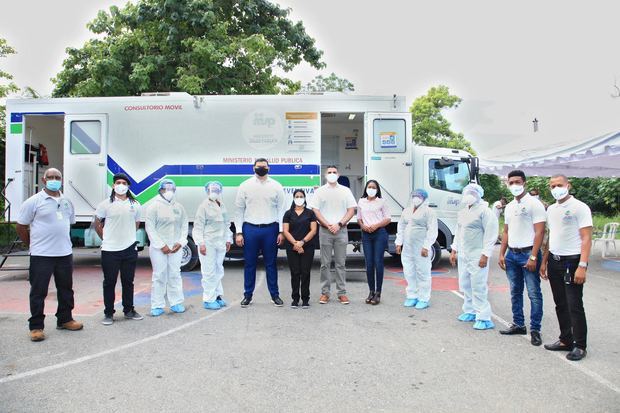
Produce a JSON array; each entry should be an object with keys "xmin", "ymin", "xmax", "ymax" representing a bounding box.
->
[
  {"xmin": 412, "ymin": 197, "xmax": 423, "ymax": 207},
  {"xmin": 254, "ymin": 166, "xmax": 268, "ymax": 177},
  {"xmin": 551, "ymin": 186, "xmax": 569, "ymax": 200},
  {"xmin": 114, "ymin": 184, "xmax": 128, "ymax": 195},
  {"xmin": 462, "ymin": 194, "xmax": 477, "ymax": 206},
  {"xmin": 366, "ymin": 188, "xmax": 377, "ymax": 198},
  {"xmin": 162, "ymin": 191, "xmax": 175, "ymax": 202},
  {"xmin": 294, "ymin": 197, "xmax": 305, "ymax": 207},
  {"xmin": 509, "ymin": 184, "xmax": 524, "ymax": 197},
  {"xmin": 326, "ymin": 173, "xmax": 338, "ymax": 184},
  {"xmin": 45, "ymin": 180, "xmax": 62, "ymax": 192},
  {"xmin": 208, "ymin": 192, "xmax": 220, "ymax": 201}
]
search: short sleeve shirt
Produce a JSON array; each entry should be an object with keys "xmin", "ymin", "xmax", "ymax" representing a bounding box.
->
[
  {"xmin": 17, "ymin": 191, "xmax": 75, "ymax": 256},
  {"xmin": 95, "ymin": 197, "xmax": 141, "ymax": 251},
  {"xmin": 504, "ymin": 193, "xmax": 546, "ymax": 248},
  {"xmin": 547, "ymin": 196, "xmax": 593, "ymax": 256},
  {"xmin": 309, "ymin": 184, "xmax": 357, "ymax": 224},
  {"xmin": 282, "ymin": 208, "xmax": 318, "ymax": 249}
]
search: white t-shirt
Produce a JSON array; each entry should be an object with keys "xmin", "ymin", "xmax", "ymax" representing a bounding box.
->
[
  {"xmin": 504, "ymin": 193, "xmax": 546, "ymax": 249},
  {"xmin": 547, "ymin": 196, "xmax": 593, "ymax": 256},
  {"xmin": 95, "ymin": 197, "xmax": 141, "ymax": 251},
  {"xmin": 309, "ymin": 183, "xmax": 357, "ymax": 224}
]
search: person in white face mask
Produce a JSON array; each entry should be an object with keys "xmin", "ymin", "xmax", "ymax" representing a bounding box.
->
[
  {"xmin": 95, "ymin": 173, "xmax": 143, "ymax": 325},
  {"xmin": 395, "ymin": 189, "xmax": 437, "ymax": 309},
  {"xmin": 450, "ymin": 183, "xmax": 499, "ymax": 330},
  {"xmin": 145, "ymin": 179, "xmax": 189, "ymax": 316},
  {"xmin": 193, "ymin": 181, "xmax": 233, "ymax": 310}
]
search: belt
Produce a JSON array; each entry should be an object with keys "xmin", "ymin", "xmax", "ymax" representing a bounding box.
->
[
  {"xmin": 509, "ymin": 246, "xmax": 533, "ymax": 254},
  {"xmin": 551, "ymin": 254, "xmax": 581, "ymax": 261},
  {"xmin": 245, "ymin": 222, "xmax": 277, "ymax": 228}
]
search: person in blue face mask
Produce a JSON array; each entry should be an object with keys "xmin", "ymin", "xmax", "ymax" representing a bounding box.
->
[
  {"xmin": 450, "ymin": 183, "xmax": 499, "ymax": 330},
  {"xmin": 16, "ymin": 168, "xmax": 83, "ymax": 342}
]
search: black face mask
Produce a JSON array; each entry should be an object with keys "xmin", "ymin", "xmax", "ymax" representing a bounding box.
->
[{"xmin": 254, "ymin": 166, "xmax": 269, "ymax": 176}]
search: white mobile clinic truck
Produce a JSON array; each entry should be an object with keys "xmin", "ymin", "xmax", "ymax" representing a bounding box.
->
[{"xmin": 3, "ymin": 93, "xmax": 478, "ymax": 270}]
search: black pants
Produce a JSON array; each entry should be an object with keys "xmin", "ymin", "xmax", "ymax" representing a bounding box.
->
[
  {"xmin": 548, "ymin": 256, "xmax": 587, "ymax": 349},
  {"xmin": 102, "ymin": 244, "xmax": 138, "ymax": 317},
  {"xmin": 286, "ymin": 248, "xmax": 314, "ymax": 302},
  {"xmin": 28, "ymin": 254, "xmax": 74, "ymax": 330}
]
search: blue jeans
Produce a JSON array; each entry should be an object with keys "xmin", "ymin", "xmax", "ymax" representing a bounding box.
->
[
  {"xmin": 505, "ymin": 249, "xmax": 543, "ymax": 331},
  {"xmin": 242, "ymin": 222, "xmax": 279, "ymax": 298},
  {"xmin": 361, "ymin": 228, "xmax": 388, "ymax": 292}
]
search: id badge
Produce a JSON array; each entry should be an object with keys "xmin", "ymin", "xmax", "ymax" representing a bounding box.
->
[{"xmin": 56, "ymin": 211, "xmax": 64, "ymax": 220}]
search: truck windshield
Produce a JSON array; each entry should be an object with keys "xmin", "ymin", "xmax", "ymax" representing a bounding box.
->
[{"xmin": 428, "ymin": 159, "xmax": 470, "ymax": 193}]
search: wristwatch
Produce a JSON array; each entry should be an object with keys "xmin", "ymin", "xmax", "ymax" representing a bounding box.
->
[
  {"xmin": 529, "ymin": 255, "xmax": 537, "ymax": 261},
  {"xmin": 236, "ymin": 233, "xmax": 242, "ymax": 236},
  {"xmin": 299, "ymin": 240, "xmax": 306, "ymax": 245},
  {"xmin": 578, "ymin": 261, "xmax": 588, "ymax": 268},
  {"xmin": 338, "ymin": 222, "xmax": 344, "ymax": 228}
]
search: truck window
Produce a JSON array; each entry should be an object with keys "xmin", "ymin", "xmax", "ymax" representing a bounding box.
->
[
  {"xmin": 428, "ymin": 159, "xmax": 470, "ymax": 193},
  {"xmin": 372, "ymin": 119, "xmax": 406, "ymax": 153},
  {"xmin": 70, "ymin": 121, "xmax": 101, "ymax": 154}
]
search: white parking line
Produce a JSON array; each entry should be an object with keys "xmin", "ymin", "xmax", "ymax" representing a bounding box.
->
[
  {"xmin": 450, "ymin": 290, "xmax": 620, "ymax": 394},
  {"xmin": 0, "ymin": 272, "xmax": 265, "ymax": 385}
]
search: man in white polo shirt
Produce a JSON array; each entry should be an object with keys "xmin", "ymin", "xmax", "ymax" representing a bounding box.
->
[
  {"xmin": 498, "ymin": 170, "xmax": 546, "ymax": 346},
  {"xmin": 540, "ymin": 174, "xmax": 592, "ymax": 361},
  {"xmin": 16, "ymin": 168, "xmax": 83, "ymax": 342},
  {"xmin": 310, "ymin": 165, "xmax": 357, "ymax": 305}
]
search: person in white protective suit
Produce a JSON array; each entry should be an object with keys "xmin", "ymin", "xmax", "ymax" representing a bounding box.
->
[
  {"xmin": 192, "ymin": 181, "xmax": 233, "ymax": 310},
  {"xmin": 395, "ymin": 188, "xmax": 438, "ymax": 309},
  {"xmin": 450, "ymin": 183, "xmax": 499, "ymax": 330},
  {"xmin": 145, "ymin": 179, "xmax": 189, "ymax": 316}
]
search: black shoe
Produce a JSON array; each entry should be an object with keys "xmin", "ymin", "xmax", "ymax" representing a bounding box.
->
[
  {"xmin": 530, "ymin": 331, "xmax": 542, "ymax": 346},
  {"xmin": 544, "ymin": 340, "xmax": 572, "ymax": 351},
  {"xmin": 566, "ymin": 347, "xmax": 587, "ymax": 361},
  {"xmin": 499, "ymin": 324, "xmax": 527, "ymax": 335},
  {"xmin": 291, "ymin": 300, "xmax": 300, "ymax": 308},
  {"xmin": 240, "ymin": 296, "xmax": 252, "ymax": 307},
  {"xmin": 124, "ymin": 310, "xmax": 144, "ymax": 320},
  {"xmin": 301, "ymin": 301, "xmax": 310, "ymax": 309},
  {"xmin": 271, "ymin": 296, "xmax": 284, "ymax": 307},
  {"xmin": 365, "ymin": 291, "xmax": 375, "ymax": 304}
]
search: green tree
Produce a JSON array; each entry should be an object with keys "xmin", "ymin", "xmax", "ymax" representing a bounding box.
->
[
  {"xmin": 52, "ymin": 0, "xmax": 325, "ymax": 97},
  {"xmin": 1, "ymin": 38, "xmax": 19, "ymax": 186},
  {"xmin": 303, "ymin": 72, "xmax": 354, "ymax": 93},
  {"xmin": 409, "ymin": 85, "xmax": 476, "ymax": 155},
  {"xmin": 479, "ymin": 173, "xmax": 510, "ymax": 204}
]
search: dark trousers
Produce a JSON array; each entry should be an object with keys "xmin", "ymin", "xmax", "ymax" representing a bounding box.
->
[
  {"xmin": 547, "ymin": 256, "xmax": 587, "ymax": 349},
  {"xmin": 102, "ymin": 244, "xmax": 138, "ymax": 316},
  {"xmin": 28, "ymin": 254, "xmax": 74, "ymax": 330},
  {"xmin": 362, "ymin": 228, "xmax": 387, "ymax": 292},
  {"xmin": 286, "ymin": 248, "xmax": 314, "ymax": 302},
  {"xmin": 242, "ymin": 222, "xmax": 279, "ymax": 298}
]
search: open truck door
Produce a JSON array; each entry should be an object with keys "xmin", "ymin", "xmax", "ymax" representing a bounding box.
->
[
  {"xmin": 364, "ymin": 112, "xmax": 413, "ymax": 213},
  {"xmin": 63, "ymin": 114, "xmax": 108, "ymax": 218}
]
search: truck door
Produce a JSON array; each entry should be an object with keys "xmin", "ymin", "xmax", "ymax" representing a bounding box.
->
[
  {"xmin": 63, "ymin": 114, "xmax": 108, "ymax": 217},
  {"xmin": 364, "ymin": 112, "xmax": 412, "ymax": 214},
  {"xmin": 424, "ymin": 155, "xmax": 472, "ymax": 226}
]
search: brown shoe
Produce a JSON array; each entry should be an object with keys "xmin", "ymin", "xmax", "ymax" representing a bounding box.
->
[
  {"xmin": 365, "ymin": 292, "xmax": 375, "ymax": 304},
  {"xmin": 370, "ymin": 292, "xmax": 381, "ymax": 305},
  {"xmin": 338, "ymin": 295, "xmax": 350, "ymax": 305},
  {"xmin": 319, "ymin": 294, "xmax": 329, "ymax": 304},
  {"xmin": 30, "ymin": 329, "xmax": 45, "ymax": 342},
  {"xmin": 57, "ymin": 320, "xmax": 84, "ymax": 331}
]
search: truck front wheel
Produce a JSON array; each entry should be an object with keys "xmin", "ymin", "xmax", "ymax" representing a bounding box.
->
[
  {"xmin": 430, "ymin": 241, "xmax": 442, "ymax": 269},
  {"xmin": 180, "ymin": 237, "xmax": 199, "ymax": 272}
]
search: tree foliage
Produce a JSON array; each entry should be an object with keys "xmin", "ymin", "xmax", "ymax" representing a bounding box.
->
[
  {"xmin": 52, "ymin": 0, "xmax": 325, "ymax": 97},
  {"xmin": 302, "ymin": 72, "xmax": 354, "ymax": 93},
  {"xmin": 409, "ymin": 85, "xmax": 476, "ymax": 155}
]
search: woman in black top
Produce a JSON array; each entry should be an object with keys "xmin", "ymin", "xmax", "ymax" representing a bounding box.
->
[{"xmin": 283, "ymin": 189, "xmax": 318, "ymax": 308}]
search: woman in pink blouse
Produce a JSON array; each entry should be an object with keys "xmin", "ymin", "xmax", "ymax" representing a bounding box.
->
[{"xmin": 357, "ymin": 180, "xmax": 391, "ymax": 305}]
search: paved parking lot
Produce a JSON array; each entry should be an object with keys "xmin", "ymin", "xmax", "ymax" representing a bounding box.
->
[{"xmin": 0, "ymin": 246, "xmax": 619, "ymax": 412}]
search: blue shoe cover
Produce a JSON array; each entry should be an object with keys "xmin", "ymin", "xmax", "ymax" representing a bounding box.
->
[
  {"xmin": 415, "ymin": 300, "xmax": 429, "ymax": 309},
  {"xmin": 203, "ymin": 301, "xmax": 221, "ymax": 310},
  {"xmin": 151, "ymin": 308, "xmax": 164, "ymax": 317},
  {"xmin": 403, "ymin": 298, "xmax": 418, "ymax": 307},
  {"xmin": 216, "ymin": 298, "xmax": 228, "ymax": 307},
  {"xmin": 170, "ymin": 304, "xmax": 186, "ymax": 313},
  {"xmin": 457, "ymin": 312, "xmax": 476, "ymax": 322},
  {"xmin": 473, "ymin": 320, "xmax": 495, "ymax": 330}
]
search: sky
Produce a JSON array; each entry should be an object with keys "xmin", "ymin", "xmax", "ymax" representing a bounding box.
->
[{"xmin": 1, "ymin": 0, "xmax": 620, "ymax": 159}]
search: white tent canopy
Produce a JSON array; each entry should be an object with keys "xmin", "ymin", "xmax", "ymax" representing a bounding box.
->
[{"xmin": 480, "ymin": 131, "xmax": 620, "ymax": 178}]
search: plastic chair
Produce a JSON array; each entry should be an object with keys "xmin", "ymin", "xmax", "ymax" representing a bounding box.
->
[{"xmin": 593, "ymin": 222, "xmax": 618, "ymax": 258}]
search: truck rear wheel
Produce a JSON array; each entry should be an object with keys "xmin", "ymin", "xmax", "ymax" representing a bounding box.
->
[{"xmin": 180, "ymin": 237, "xmax": 199, "ymax": 272}]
